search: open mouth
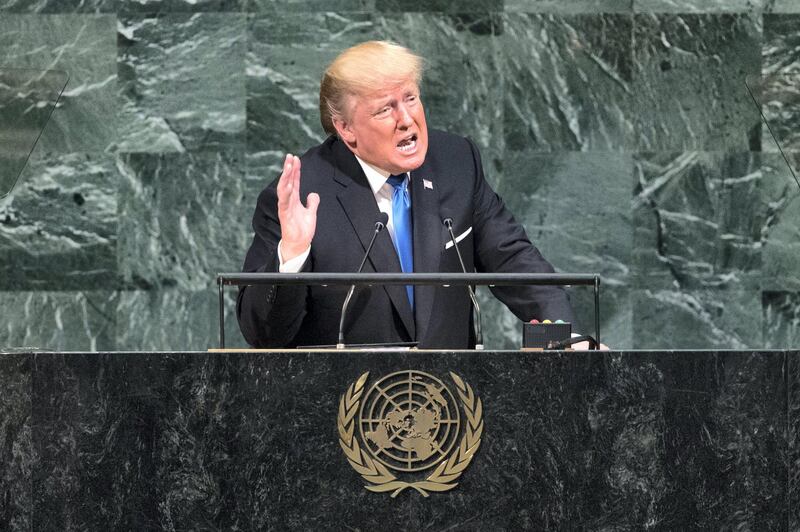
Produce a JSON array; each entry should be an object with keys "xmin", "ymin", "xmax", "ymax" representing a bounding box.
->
[{"xmin": 397, "ymin": 133, "xmax": 418, "ymax": 153}]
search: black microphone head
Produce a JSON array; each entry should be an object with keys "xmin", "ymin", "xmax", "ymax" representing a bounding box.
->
[
  {"xmin": 375, "ymin": 212, "xmax": 389, "ymax": 231},
  {"xmin": 442, "ymin": 217, "xmax": 453, "ymax": 227}
]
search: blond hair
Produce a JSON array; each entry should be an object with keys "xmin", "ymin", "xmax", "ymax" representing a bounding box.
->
[{"xmin": 319, "ymin": 41, "xmax": 423, "ymax": 135}]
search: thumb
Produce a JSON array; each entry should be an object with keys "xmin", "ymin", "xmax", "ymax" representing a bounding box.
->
[{"xmin": 306, "ymin": 192, "xmax": 320, "ymax": 213}]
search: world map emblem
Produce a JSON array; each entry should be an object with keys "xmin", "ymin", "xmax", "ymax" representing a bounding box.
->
[{"xmin": 337, "ymin": 370, "xmax": 484, "ymax": 497}]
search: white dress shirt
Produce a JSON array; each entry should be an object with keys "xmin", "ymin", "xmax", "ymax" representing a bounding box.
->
[{"xmin": 277, "ymin": 156, "xmax": 407, "ymax": 272}]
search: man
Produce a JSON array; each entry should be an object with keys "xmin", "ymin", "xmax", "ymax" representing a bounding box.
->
[{"xmin": 237, "ymin": 41, "xmax": 576, "ymax": 349}]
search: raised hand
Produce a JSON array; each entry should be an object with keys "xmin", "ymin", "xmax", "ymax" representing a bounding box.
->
[{"xmin": 276, "ymin": 154, "xmax": 320, "ymax": 261}]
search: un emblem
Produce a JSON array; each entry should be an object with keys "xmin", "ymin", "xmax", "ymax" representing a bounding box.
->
[{"xmin": 338, "ymin": 371, "xmax": 484, "ymax": 497}]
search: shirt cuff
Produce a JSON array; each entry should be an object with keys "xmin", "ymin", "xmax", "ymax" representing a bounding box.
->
[{"xmin": 278, "ymin": 241, "xmax": 310, "ymax": 273}]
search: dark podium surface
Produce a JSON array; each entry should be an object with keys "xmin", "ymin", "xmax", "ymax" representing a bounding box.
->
[{"xmin": 1, "ymin": 349, "xmax": 798, "ymax": 531}]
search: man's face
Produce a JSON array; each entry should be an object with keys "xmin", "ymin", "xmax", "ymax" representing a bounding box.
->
[{"xmin": 334, "ymin": 80, "xmax": 429, "ymax": 175}]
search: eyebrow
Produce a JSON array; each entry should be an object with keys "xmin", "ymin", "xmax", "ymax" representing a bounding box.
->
[{"xmin": 370, "ymin": 97, "xmax": 394, "ymax": 112}]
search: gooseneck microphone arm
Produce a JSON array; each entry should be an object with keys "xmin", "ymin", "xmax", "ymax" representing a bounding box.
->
[
  {"xmin": 443, "ymin": 217, "xmax": 484, "ymax": 350},
  {"xmin": 337, "ymin": 213, "xmax": 389, "ymax": 349}
]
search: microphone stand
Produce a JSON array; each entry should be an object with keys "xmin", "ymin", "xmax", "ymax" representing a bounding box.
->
[
  {"xmin": 337, "ymin": 217, "xmax": 387, "ymax": 349},
  {"xmin": 443, "ymin": 218, "xmax": 484, "ymax": 350}
]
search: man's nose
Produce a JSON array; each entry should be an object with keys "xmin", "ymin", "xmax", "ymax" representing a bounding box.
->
[{"xmin": 395, "ymin": 103, "xmax": 413, "ymax": 127}]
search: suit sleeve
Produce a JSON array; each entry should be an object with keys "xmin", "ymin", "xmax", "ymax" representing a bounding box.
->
[
  {"xmin": 236, "ymin": 179, "xmax": 310, "ymax": 347},
  {"xmin": 466, "ymin": 137, "xmax": 576, "ymax": 324}
]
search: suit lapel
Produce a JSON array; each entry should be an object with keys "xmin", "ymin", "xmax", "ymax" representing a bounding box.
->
[
  {"xmin": 332, "ymin": 143, "xmax": 416, "ymax": 340},
  {"xmin": 410, "ymin": 163, "xmax": 442, "ymax": 342}
]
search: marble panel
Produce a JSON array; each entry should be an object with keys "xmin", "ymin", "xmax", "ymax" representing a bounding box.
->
[
  {"xmin": 504, "ymin": 0, "xmax": 633, "ymax": 13},
  {"xmin": 633, "ymin": 152, "xmax": 765, "ymax": 292},
  {"xmin": 632, "ymin": 288, "xmax": 761, "ymax": 348},
  {"xmin": 244, "ymin": 149, "xmax": 283, "ymax": 185},
  {"xmin": 570, "ymin": 284, "xmax": 632, "ymax": 347},
  {"xmin": 0, "ymin": 0, "xmax": 114, "ymax": 12},
  {"xmin": 246, "ymin": 13, "xmax": 375, "ymax": 156},
  {"xmin": 222, "ymin": 290, "xmax": 249, "ymax": 348},
  {"xmin": 120, "ymin": 0, "xmax": 243, "ymax": 13},
  {"xmin": 374, "ymin": 13, "xmax": 504, "ymax": 174},
  {"xmin": 0, "ymin": 291, "xmax": 116, "ymax": 351},
  {"xmin": 761, "ymin": 153, "xmax": 800, "ymax": 291},
  {"xmin": 116, "ymin": 13, "xmax": 246, "ymax": 153},
  {"xmin": 633, "ymin": 0, "xmax": 766, "ymax": 12},
  {"xmin": 501, "ymin": 13, "xmax": 635, "ymax": 152},
  {"xmin": 117, "ymin": 151, "xmax": 252, "ymax": 291},
  {"xmin": 762, "ymin": 291, "xmax": 800, "ymax": 348},
  {"xmin": 0, "ymin": 354, "xmax": 31, "ymax": 532},
  {"xmin": 759, "ymin": 16, "xmax": 798, "ymax": 76},
  {"xmin": 762, "ymin": 15, "xmax": 800, "ymax": 155},
  {"xmin": 243, "ymin": 0, "xmax": 374, "ymax": 11},
  {"xmin": 0, "ymin": 152, "xmax": 118, "ymax": 290},
  {"xmin": 486, "ymin": 151, "xmax": 633, "ymax": 347},
  {"xmin": 477, "ymin": 283, "xmax": 632, "ymax": 349},
  {"xmin": 767, "ymin": 0, "xmax": 800, "ymax": 12},
  {"xmin": 115, "ymin": 289, "xmax": 246, "ymax": 350},
  {"xmin": 476, "ymin": 286, "xmax": 520, "ymax": 349},
  {"xmin": 247, "ymin": 13, "xmax": 503, "ymax": 172},
  {"xmin": 0, "ymin": 68, "xmax": 69, "ymax": 198},
  {"xmin": 375, "ymin": 0, "xmax": 503, "ymax": 11},
  {"xmin": 501, "ymin": 151, "xmax": 633, "ymax": 284},
  {"xmin": 0, "ymin": 15, "xmax": 117, "ymax": 153},
  {"xmin": 632, "ymin": 14, "xmax": 761, "ymax": 151}
]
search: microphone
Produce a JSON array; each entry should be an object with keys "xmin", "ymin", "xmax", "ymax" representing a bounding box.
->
[
  {"xmin": 337, "ymin": 213, "xmax": 389, "ymax": 349},
  {"xmin": 443, "ymin": 217, "xmax": 484, "ymax": 350}
]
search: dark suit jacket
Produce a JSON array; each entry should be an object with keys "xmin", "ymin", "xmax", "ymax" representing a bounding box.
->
[{"xmin": 237, "ymin": 129, "xmax": 575, "ymax": 348}]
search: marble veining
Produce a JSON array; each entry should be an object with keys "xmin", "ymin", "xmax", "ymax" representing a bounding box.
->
[
  {"xmin": 0, "ymin": 292, "xmax": 116, "ymax": 351},
  {"xmin": 375, "ymin": 0, "xmax": 504, "ymax": 12},
  {"xmin": 633, "ymin": 151, "xmax": 765, "ymax": 291},
  {"xmin": 116, "ymin": 13, "xmax": 246, "ymax": 153},
  {"xmin": 117, "ymin": 151, "xmax": 251, "ymax": 291},
  {"xmin": 763, "ymin": 291, "xmax": 800, "ymax": 347},
  {"xmin": 632, "ymin": 14, "xmax": 761, "ymax": 151},
  {"xmin": 633, "ymin": 288, "xmax": 761, "ymax": 349},
  {"xmin": 762, "ymin": 15, "xmax": 800, "ymax": 157},
  {"xmin": 502, "ymin": 13, "xmax": 635, "ymax": 152},
  {"xmin": 0, "ymin": 0, "xmax": 114, "ymax": 12},
  {"xmin": 246, "ymin": 13, "xmax": 372, "ymax": 157},
  {"xmin": 634, "ymin": 0, "xmax": 766, "ymax": 12},
  {"xmin": 761, "ymin": 153, "xmax": 800, "ymax": 291},
  {"xmin": 0, "ymin": 152, "xmax": 118, "ymax": 290},
  {"xmin": 0, "ymin": 15, "xmax": 117, "ymax": 153},
  {"xmin": 505, "ymin": 0, "xmax": 633, "ymax": 13}
]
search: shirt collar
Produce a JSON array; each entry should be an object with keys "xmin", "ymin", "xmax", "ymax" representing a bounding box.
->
[{"xmin": 353, "ymin": 155, "xmax": 408, "ymax": 195}]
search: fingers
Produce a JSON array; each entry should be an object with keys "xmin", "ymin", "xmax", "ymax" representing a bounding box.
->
[
  {"xmin": 289, "ymin": 155, "xmax": 301, "ymax": 205},
  {"xmin": 277, "ymin": 154, "xmax": 304, "ymax": 211},
  {"xmin": 306, "ymin": 192, "xmax": 320, "ymax": 214},
  {"xmin": 276, "ymin": 154, "xmax": 294, "ymax": 208}
]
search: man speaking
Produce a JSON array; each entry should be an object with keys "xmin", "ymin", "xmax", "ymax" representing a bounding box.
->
[{"xmin": 237, "ymin": 40, "xmax": 575, "ymax": 349}]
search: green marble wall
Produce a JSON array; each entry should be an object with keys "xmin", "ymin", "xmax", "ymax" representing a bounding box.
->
[{"xmin": 0, "ymin": 1, "xmax": 798, "ymax": 350}]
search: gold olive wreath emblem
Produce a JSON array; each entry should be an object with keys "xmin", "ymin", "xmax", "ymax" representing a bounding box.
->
[{"xmin": 337, "ymin": 371, "xmax": 483, "ymax": 497}]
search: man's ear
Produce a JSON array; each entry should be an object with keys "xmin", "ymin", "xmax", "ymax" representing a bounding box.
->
[{"xmin": 333, "ymin": 117, "xmax": 356, "ymax": 145}]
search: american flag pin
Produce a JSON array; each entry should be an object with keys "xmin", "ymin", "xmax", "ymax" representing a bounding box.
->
[{"xmin": 423, "ymin": 179, "xmax": 433, "ymax": 190}]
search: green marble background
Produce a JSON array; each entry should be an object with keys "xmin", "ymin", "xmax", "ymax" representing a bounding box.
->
[{"xmin": 0, "ymin": 1, "xmax": 798, "ymax": 350}]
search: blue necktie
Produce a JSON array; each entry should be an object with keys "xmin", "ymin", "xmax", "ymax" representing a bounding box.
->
[{"xmin": 387, "ymin": 173, "xmax": 414, "ymax": 310}]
